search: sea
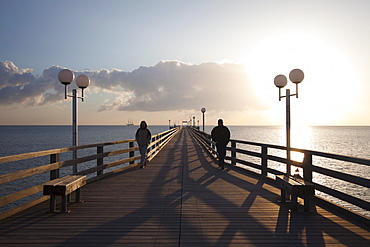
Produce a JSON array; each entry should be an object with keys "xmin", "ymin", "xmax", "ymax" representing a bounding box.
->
[{"xmin": 0, "ymin": 125, "xmax": 369, "ymax": 217}]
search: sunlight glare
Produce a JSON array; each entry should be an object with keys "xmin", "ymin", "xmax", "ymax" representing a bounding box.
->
[{"xmin": 243, "ymin": 33, "xmax": 359, "ymax": 125}]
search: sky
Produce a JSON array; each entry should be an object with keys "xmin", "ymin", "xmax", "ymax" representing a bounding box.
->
[{"xmin": 1, "ymin": 0, "xmax": 370, "ymax": 126}]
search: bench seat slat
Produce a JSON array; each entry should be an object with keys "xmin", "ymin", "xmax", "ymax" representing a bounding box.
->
[
  {"xmin": 43, "ymin": 175, "xmax": 86, "ymax": 196},
  {"xmin": 43, "ymin": 176, "xmax": 74, "ymax": 195},
  {"xmin": 54, "ymin": 176, "xmax": 86, "ymax": 196}
]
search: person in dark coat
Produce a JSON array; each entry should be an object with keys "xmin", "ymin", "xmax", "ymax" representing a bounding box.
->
[
  {"xmin": 135, "ymin": 120, "xmax": 152, "ymax": 169},
  {"xmin": 211, "ymin": 119, "xmax": 230, "ymax": 170}
]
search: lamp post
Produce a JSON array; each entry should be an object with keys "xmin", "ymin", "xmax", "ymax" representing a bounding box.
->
[
  {"xmin": 58, "ymin": 69, "xmax": 90, "ymax": 174},
  {"xmin": 201, "ymin": 108, "xmax": 206, "ymax": 131},
  {"xmin": 274, "ymin": 69, "xmax": 304, "ymax": 175}
]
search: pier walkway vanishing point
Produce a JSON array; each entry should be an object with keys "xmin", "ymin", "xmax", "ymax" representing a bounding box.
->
[{"xmin": 1, "ymin": 128, "xmax": 369, "ymax": 246}]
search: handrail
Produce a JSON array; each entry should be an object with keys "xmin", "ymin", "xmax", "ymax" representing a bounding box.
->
[
  {"xmin": 0, "ymin": 127, "xmax": 180, "ymax": 220},
  {"xmin": 188, "ymin": 127, "xmax": 370, "ymax": 217}
]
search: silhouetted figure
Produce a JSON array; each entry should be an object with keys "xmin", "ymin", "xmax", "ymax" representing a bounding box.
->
[
  {"xmin": 135, "ymin": 121, "xmax": 152, "ymax": 169},
  {"xmin": 211, "ymin": 119, "xmax": 230, "ymax": 170}
]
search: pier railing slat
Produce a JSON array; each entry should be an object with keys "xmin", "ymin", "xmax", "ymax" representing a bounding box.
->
[
  {"xmin": 1, "ymin": 125, "xmax": 368, "ymax": 220},
  {"xmin": 189, "ymin": 127, "xmax": 370, "ymax": 217},
  {"xmin": 0, "ymin": 127, "xmax": 180, "ymax": 220}
]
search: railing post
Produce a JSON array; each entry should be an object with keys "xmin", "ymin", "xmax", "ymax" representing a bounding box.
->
[
  {"xmin": 231, "ymin": 141, "xmax": 236, "ymax": 166},
  {"xmin": 97, "ymin": 146, "xmax": 104, "ymax": 176},
  {"xmin": 210, "ymin": 135, "xmax": 215, "ymax": 156},
  {"xmin": 209, "ymin": 132, "xmax": 214, "ymax": 153},
  {"xmin": 303, "ymin": 152, "xmax": 313, "ymax": 182},
  {"xmin": 50, "ymin": 153, "xmax": 60, "ymax": 180},
  {"xmin": 129, "ymin": 141, "xmax": 134, "ymax": 165},
  {"xmin": 261, "ymin": 146, "xmax": 268, "ymax": 177}
]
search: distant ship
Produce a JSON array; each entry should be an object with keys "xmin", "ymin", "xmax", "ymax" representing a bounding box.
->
[{"xmin": 126, "ymin": 118, "xmax": 134, "ymax": 126}]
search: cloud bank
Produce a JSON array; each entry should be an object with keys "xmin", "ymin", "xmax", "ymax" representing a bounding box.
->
[
  {"xmin": 0, "ymin": 61, "xmax": 63, "ymax": 107},
  {"xmin": 0, "ymin": 60, "xmax": 263, "ymax": 112}
]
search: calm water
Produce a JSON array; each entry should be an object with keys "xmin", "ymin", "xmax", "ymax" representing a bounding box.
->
[
  {"xmin": 1, "ymin": 125, "xmax": 369, "ymax": 216},
  {"xmin": 2, "ymin": 125, "xmax": 370, "ymax": 158},
  {"xmin": 0, "ymin": 125, "xmax": 169, "ymax": 157}
]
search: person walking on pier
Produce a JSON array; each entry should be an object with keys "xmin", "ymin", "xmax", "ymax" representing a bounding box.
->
[
  {"xmin": 211, "ymin": 119, "xmax": 230, "ymax": 170},
  {"xmin": 135, "ymin": 120, "xmax": 152, "ymax": 169}
]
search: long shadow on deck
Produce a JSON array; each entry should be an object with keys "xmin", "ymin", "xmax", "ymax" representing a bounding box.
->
[
  {"xmin": 1, "ymin": 129, "xmax": 369, "ymax": 246},
  {"xmin": 187, "ymin": 130, "xmax": 369, "ymax": 246},
  {"xmin": 188, "ymin": 132, "xmax": 369, "ymax": 246}
]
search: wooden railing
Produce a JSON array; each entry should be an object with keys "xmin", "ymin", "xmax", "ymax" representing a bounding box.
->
[
  {"xmin": 0, "ymin": 127, "xmax": 180, "ymax": 220},
  {"xmin": 189, "ymin": 127, "xmax": 370, "ymax": 217}
]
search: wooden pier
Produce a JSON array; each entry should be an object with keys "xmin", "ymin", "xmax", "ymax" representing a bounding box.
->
[{"xmin": 1, "ymin": 128, "xmax": 369, "ymax": 246}]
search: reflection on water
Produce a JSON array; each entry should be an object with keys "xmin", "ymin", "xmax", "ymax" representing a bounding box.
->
[
  {"xmin": 228, "ymin": 125, "xmax": 370, "ymax": 217},
  {"xmin": 291, "ymin": 125, "xmax": 312, "ymax": 162},
  {"xmin": 1, "ymin": 125, "xmax": 369, "ymax": 217},
  {"xmin": 291, "ymin": 125, "xmax": 314, "ymax": 150}
]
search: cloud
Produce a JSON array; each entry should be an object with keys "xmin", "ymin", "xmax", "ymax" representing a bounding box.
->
[
  {"xmin": 0, "ymin": 61, "xmax": 64, "ymax": 106},
  {"xmin": 0, "ymin": 60, "xmax": 264, "ymax": 112},
  {"xmin": 85, "ymin": 60, "xmax": 264, "ymax": 112},
  {"xmin": 0, "ymin": 61, "xmax": 34, "ymax": 88}
]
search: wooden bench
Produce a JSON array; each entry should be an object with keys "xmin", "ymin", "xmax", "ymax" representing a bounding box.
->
[
  {"xmin": 43, "ymin": 175, "xmax": 86, "ymax": 213},
  {"xmin": 275, "ymin": 174, "xmax": 315, "ymax": 212}
]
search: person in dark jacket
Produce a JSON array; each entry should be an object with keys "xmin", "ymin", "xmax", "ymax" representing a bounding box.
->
[
  {"xmin": 135, "ymin": 121, "xmax": 152, "ymax": 169},
  {"xmin": 211, "ymin": 119, "xmax": 230, "ymax": 170}
]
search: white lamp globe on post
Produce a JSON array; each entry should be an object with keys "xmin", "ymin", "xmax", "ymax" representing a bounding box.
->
[
  {"xmin": 76, "ymin": 75, "xmax": 90, "ymax": 101},
  {"xmin": 58, "ymin": 69, "xmax": 75, "ymax": 99},
  {"xmin": 201, "ymin": 107, "xmax": 206, "ymax": 131},
  {"xmin": 274, "ymin": 74, "xmax": 287, "ymax": 101},
  {"xmin": 289, "ymin": 69, "xmax": 304, "ymax": 98}
]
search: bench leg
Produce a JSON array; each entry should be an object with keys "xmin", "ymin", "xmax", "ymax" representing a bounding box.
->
[
  {"xmin": 281, "ymin": 189, "xmax": 286, "ymax": 202},
  {"xmin": 49, "ymin": 195, "xmax": 56, "ymax": 213},
  {"xmin": 291, "ymin": 195, "xmax": 298, "ymax": 212},
  {"xmin": 61, "ymin": 195, "xmax": 69, "ymax": 213},
  {"xmin": 304, "ymin": 197, "xmax": 310, "ymax": 212},
  {"xmin": 76, "ymin": 188, "xmax": 82, "ymax": 203}
]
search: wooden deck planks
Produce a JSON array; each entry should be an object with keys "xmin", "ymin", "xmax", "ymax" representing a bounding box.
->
[{"xmin": 0, "ymin": 128, "xmax": 369, "ymax": 246}]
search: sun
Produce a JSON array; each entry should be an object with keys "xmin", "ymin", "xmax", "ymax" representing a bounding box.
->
[{"xmin": 242, "ymin": 33, "xmax": 359, "ymax": 125}]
